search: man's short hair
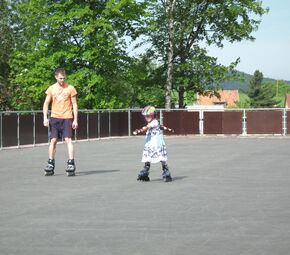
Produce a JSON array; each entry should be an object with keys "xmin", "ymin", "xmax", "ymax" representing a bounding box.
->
[{"xmin": 55, "ymin": 68, "xmax": 66, "ymax": 76}]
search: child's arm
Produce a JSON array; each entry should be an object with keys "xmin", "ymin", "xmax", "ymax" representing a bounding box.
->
[
  {"xmin": 160, "ymin": 124, "xmax": 174, "ymax": 133},
  {"xmin": 133, "ymin": 125, "xmax": 150, "ymax": 135}
]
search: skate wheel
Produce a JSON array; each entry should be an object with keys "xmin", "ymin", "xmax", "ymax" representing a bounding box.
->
[
  {"xmin": 66, "ymin": 171, "xmax": 75, "ymax": 177},
  {"xmin": 137, "ymin": 176, "xmax": 150, "ymax": 182},
  {"xmin": 164, "ymin": 176, "xmax": 172, "ymax": 182},
  {"xmin": 44, "ymin": 170, "xmax": 54, "ymax": 176}
]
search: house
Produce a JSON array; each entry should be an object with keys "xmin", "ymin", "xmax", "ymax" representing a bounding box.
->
[
  {"xmin": 196, "ymin": 90, "xmax": 240, "ymax": 108},
  {"xmin": 187, "ymin": 90, "xmax": 240, "ymax": 111},
  {"xmin": 285, "ymin": 94, "xmax": 290, "ymax": 108}
]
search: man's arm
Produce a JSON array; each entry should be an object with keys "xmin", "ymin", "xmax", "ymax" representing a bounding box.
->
[
  {"xmin": 71, "ymin": 96, "xmax": 78, "ymax": 129},
  {"xmin": 43, "ymin": 95, "xmax": 52, "ymax": 127}
]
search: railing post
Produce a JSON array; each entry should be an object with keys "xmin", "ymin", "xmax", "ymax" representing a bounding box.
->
[
  {"xmin": 98, "ymin": 111, "xmax": 100, "ymax": 138},
  {"xmin": 74, "ymin": 111, "xmax": 77, "ymax": 142},
  {"xmin": 87, "ymin": 111, "xmax": 89, "ymax": 140},
  {"xmin": 283, "ymin": 108, "xmax": 287, "ymax": 136},
  {"xmin": 0, "ymin": 113, "xmax": 2, "ymax": 150},
  {"xmin": 160, "ymin": 109, "xmax": 163, "ymax": 125},
  {"xmin": 128, "ymin": 109, "xmax": 131, "ymax": 136},
  {"xmin": 242, "ymin": 109, "xmax": 247, "ymax": 136},
  {"xmin": 199, "ymin": 110, "xmax": 204, "ymax": 135},
  {"xmin": 109, "ymin": 110, "xmax": 111, "ymax": 137},
  {"xmin": 33, "ymin": 112, "xmax": 36, "ymax": 146},
  {"xmin": 17, "ymin": 113, "xmax": 20, "ymax": 148}
]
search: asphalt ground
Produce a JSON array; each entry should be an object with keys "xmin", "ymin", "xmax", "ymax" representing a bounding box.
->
[{"xmin": 0, "ymin": 136, "xmax": 290, "ymax": 255}]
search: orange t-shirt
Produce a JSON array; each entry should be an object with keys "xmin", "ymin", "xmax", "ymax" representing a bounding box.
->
[{"xmin": 46, "ymin": 83, "xmax": 77, "ymax": 119}]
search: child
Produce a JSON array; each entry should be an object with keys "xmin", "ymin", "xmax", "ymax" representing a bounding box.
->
[{"xmin": 133, "ymin": 105, "xmax": 173, "ymax": 182}]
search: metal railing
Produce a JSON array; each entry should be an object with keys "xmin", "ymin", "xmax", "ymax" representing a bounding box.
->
[{"xmin": 0, "ymin": 108, "xmax": 289, "ymax": 149}]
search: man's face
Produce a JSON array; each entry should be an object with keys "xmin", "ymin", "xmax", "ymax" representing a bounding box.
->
[{"xmin": 55, "ymin": 73, "xmax": 66, "ymax": 86}]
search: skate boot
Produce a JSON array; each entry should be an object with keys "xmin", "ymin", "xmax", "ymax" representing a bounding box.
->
[
  {"xmin": 66, "ymin": 159, "xmax": 76, "ymax": 177},
  {"xmin": 162, "ymin": 163, "xmax": 172, "ymax": 182},
  {"xmin": 137, "ymin": 162, "xmax": 150, "ymax": 181},
  {"xmin": 44, "ymin": 159, "xmax": 55, "ymax": 176}
]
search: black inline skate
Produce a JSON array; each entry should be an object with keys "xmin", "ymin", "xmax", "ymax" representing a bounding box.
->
[
  {"xmin": 44, "ymin": 159, "xmax": 55, "ymax": 176},
  {"xmin": 66, "ymin": 159, "xmax": 76, "ymax": 177},
  {"xmin": 162, "ymin": 163, "xmax": 172, "ymax": 182},
  {"xmin": 137, "ymin": 162, "xmax": 150, "ymax": 181}
]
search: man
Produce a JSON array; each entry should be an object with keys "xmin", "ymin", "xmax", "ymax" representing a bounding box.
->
[{"xmin": 43, "ymin": 68, "xmax": 78, "ymax": 176}]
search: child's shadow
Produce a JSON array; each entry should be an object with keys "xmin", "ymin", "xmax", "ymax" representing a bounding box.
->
[
  {"xmin": 76, "ymin": 169, "xmax": 120, "ymax": 176},
  {"xmin": 150, "ymin": 176, "xmax": 188, "ymax": 182}
]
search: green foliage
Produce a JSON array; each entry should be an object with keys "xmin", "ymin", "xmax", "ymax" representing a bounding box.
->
[
  {"xmin": 248, "ymin": 70, "xmax": 277, "ymax": 108},
  {"xmin": 236, "ymin": 92, "xmax": 250, "ymax": 108},
  {"xmin": 124, "ymin": 56, "xmax": 166, "ymax": 107},
  {"xmin": 265, "ymin": 80, "xmax": 290, "ymax": 107},
  {"xmin": 3, "ymin": 0, "xmax": 270, "ymax": 110}
]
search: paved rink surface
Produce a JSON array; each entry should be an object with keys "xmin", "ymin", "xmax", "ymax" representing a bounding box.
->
[{"xmin": 0, "ymin": 136, "xmax": 290, "ymax": 255}]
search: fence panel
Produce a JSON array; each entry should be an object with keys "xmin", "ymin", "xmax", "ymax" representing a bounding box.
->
[
  {"xmin": 204, "ymin": 112, "xmax": 223, "ymax": 134},
  {"xmin": 89, "ymin": 113, "xmax": 98, "ymax": 139},
  {"xmin": 111, "ymin": 112, "xmax": 128, "ymax": 136},
  {"xmin": 19, "ymin": 114, "xmax": 33, "ymax": 145},
  {"xmin": 223, "ymin": 112, "xmax": 243, "ymax": 135},
  {"xmin": 76, "ymin": 112, "xmax": 88, "ymax": 140},
  {"xmin": 2, "ymin": 114, "xmax": 18, "ymax": 147},
  {"xmin": 286, "ymin": 111, "xmax": 290, "ymax": 135},
  {"xmin": 163, "ymin": 111, "xmax": 199, "ymax": 135},
  {"xmin": 35, "ymin": 113, "xmax": 49, "ymax": 144},
  {"xmin": 247, "ymin": 111, "xmax": 282, "ymax": 134},
  {"xmin": 100, "ymin": 112, "xmax": 109, "ymax": 137},
  {"xmin": 130, "ymin": 111, "xmax": 145, "ymax": 135}
]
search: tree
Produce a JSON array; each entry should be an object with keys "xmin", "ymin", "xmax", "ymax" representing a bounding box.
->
[
  {"xmin": 125, "ymin": 55, "xmax": 166, "ymax": 107},
  {"xmin": 0, "ymin": 0, "xmax": 16, "ymax": 109},
  {"xmin": 164, "ymin": 0, "xmax": 176, "ymax": 109},
  {"xmin": 8, "ymin": 0, "xmax": 147, "ymax": 110},
  {"xmin": 145, "ymin": 0, "xmax": 268, "ymax": 108},
  {"xmin": 248, "ymin": 70, "xmax": 277, "ymax": 108}
]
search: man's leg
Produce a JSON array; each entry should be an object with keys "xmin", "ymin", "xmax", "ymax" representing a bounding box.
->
[
  {"xmin": 49, "ymin": 138, "xmax": 57, "ymax": 159},
  {"xmin": 63, "ymin": 119, "xmax": 76, "ymax": 176},
  {"xmin": 64, "ymin": 137, "xmax": 74, "ymax": 160},
  {"xmin": 44, "ymin": 117, "xmax": 59, "ymax": 176},
  {"xmin": 44, "ymin": 138, "xmax": 57, "ymax": 176},
  {"xmin": 64, "ymin": 137, "xmax": 76, "ymax": 176}
]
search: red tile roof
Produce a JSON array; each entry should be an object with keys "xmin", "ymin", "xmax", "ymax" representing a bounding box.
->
[{"xmin": 196, "ymin": 90, "xmax": 240, "ymax": 107}]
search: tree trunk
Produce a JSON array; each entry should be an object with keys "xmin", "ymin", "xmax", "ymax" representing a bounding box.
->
[
  {"xmin": 165, "ymin": 0, "xmax": 175, "ymax": 110},
  {"xmin": 178, "ymin": 86, "xmax": 185, "ymax": 108}
]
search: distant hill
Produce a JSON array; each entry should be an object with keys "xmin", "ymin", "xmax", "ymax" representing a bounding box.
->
[{"xmin": 221, "ymin": 71, "xmax": 290, "ymax": 93}]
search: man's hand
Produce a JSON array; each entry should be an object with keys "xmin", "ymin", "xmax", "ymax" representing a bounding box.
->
[
  {"xmin": 43, "ymin": 118, "xmax": 49, "ymax": 127},
  {"xmin": 72, "ymin": 120, "xmax": 78, "ymax": 129}
]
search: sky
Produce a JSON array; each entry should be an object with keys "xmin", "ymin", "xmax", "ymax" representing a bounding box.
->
[{"xmin": 207, "ymin": 0, "xmax": 290, "ymax": 81}]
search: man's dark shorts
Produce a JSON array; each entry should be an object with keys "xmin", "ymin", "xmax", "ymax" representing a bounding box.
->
[{"xmin": 49, "ymin": 118, "xmax": 73, "ymax": 140}]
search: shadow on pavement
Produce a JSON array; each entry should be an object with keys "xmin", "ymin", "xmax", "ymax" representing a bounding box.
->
[
  {"xmin": 150, "ymin": 175, "xmax": 188, "ymax": 182},
  {"xmin": 76, "ymin": 169, "xmax": 120, "ymax": 176}
]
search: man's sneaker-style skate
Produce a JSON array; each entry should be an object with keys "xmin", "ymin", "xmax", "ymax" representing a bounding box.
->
[
  {"xmin": 44, "ymin": 159, "xmax": 55, "ymax": 176},
  {"xmin": 66, "ymin": 159, "xmax": 76, "ymax": 176}
]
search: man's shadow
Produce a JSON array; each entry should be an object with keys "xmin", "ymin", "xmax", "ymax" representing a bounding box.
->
[{"xmin": 76, "ymin": 169, "xmax": 120, "ymax": 176}]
